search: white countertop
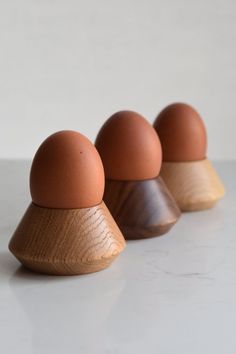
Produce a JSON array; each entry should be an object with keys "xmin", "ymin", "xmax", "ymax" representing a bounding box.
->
[{"xmin": 0, "ymin": 160, "xmax": 235, "ymax": 354}]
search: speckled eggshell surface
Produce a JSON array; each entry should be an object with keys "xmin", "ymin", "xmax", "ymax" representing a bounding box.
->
[
  {"xmin": 95, "ymin": 110, "xmax": 162, "ymax": 181},
  {"xmin": 30, "ymin": 130, "xmax": 105, "ymax": 209},
  {"xmin": 153, "ymin": 103, "xmax": 207, "ymax": 162}
]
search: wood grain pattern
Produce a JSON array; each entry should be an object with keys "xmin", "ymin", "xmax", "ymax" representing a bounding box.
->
[
  {"xmin": 103, "ymin": 177, "xmax": 181, "ymax": 240},
  {"xmin": 160, "ymin": 159, "xmax": 225, "ymax": 211},
  {"xmin": 9, "ymin": 202, "xmax": 126, "ymax": 275}
]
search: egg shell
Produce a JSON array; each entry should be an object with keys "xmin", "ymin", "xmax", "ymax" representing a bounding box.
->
[
  {"xmin": 95, "ymin": 111, "xmax": 162, "ymax": 181},
  {"xmin": 153, "ymin": 103, "xmax": 207, "ymax": 162},
  {"xmin": 30, "ymin": 130, "xmax": 105, "ymax": 209}
]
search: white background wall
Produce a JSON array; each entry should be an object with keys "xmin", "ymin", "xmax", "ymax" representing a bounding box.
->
[{"xmin": 0, "ymin": 0, "xmax": 235, "ymax": 160}]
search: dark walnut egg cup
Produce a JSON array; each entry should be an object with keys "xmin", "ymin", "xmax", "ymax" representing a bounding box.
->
[
  {"xmin": 103, "ymin": 176, "xmax": 181, "ymax": 240},
  {"xmin": 95, "ymin": 110, "xmax": 181, "ymax": 240}
]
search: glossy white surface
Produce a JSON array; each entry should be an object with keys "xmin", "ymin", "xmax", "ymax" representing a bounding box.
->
[{"xmin": 0, "ymin": 160, "xmax": 235, "ymax": 354}]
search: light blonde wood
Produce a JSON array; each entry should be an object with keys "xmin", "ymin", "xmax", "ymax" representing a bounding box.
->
[
  {"xmin": 9, "ymin": 202, "xmax": 126, "ymax": 275},
  {"xmin": 160, "ymin": 159, "xmax": 225, "ymax": 211}
]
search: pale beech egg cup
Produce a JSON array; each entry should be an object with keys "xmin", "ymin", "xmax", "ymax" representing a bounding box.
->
[
  {"xmin": 9, "ymin": 131, "xmax": 126, "ymax": 275},
  {"xmin": 154, "ymin": 103, "xmax": 225, "ymax": 211},
  {"xmin": 95, "ymin": 111, "xmax": 181, "ymax": 240}
]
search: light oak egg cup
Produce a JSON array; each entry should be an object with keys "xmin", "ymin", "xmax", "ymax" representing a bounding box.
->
[
  {"xmin": 160, "ymin": 159, "xmax": 225, "ymax": 211},
  {"xmin": 9, "ymin": 202, "xmax": 125, "ymax": 275},
  {"xmin": 103, "ymin": 176, "xmax": 181, "ymax": 240},
  {"xmin": 9, "ymin": 130, "xmax": 126, "ymax": 275},
  {"xmin": 154, "ymin": 103, "xmax": 225, "ymax": 212}
]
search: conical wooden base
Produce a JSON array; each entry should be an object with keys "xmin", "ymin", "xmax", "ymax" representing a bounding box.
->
[
  {"xmin": 9, "ymin": 202, "xmax": 126, "ymax": 275},
  {"xmin": 160, "ymin": 159, "xmax": 225, "ymax": 211},
  {"xmin": 103, "ymin": 177, "xmax": 181, "ymax": 240}
]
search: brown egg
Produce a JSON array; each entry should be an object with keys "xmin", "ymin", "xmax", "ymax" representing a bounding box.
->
[
  {"xmin": 95, "ymin": 111, "xmax": 162, "ymax": 180},
  {"xmin": 153, "ymin": 103, "xmax": 207, "ymax": 162},
  {"xmin": 30, "ymin": 130, "xmax": 105, "ymax": 209}
]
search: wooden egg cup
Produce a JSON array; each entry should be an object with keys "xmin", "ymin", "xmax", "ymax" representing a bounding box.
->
[
  {"xmin": 160, "ymin": 158, "xmax": 225, "ymax": 211},
  {"xmin": 9, "ymin": 202, "xmax": 126, "ymax": 275},
  {"xmin": 103, "ymin": 176, "xmax": 181, "ymax": 240}
]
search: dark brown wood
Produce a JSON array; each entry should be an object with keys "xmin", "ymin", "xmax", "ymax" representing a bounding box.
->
[{"xmin": 103, "ymin": 176, "xmax": 181, "ymax": 240}]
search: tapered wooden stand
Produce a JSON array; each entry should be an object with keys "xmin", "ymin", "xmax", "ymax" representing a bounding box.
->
[
  {"xmin": 9, "ymin": 202, "xmax": 126, "ymax": 275},
  {"xmin": 160, "ymin": 159, "xmax": 225, "ymax": 211},
  {"xmin": 103, "ymin": 177, "xmax": 181, "ymax": 240}
]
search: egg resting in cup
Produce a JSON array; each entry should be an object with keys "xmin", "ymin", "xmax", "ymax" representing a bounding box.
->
[
  {"xmin": 9, "ymin": 131, "xmax": 126, "ymax": 275},
  {"xmin": 153, "ymin": 103, "xmax": 225, "ymax": 211},
  {"xmin": 95, "ymin": 111, "xmax": 181, "ymax": 240}
]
